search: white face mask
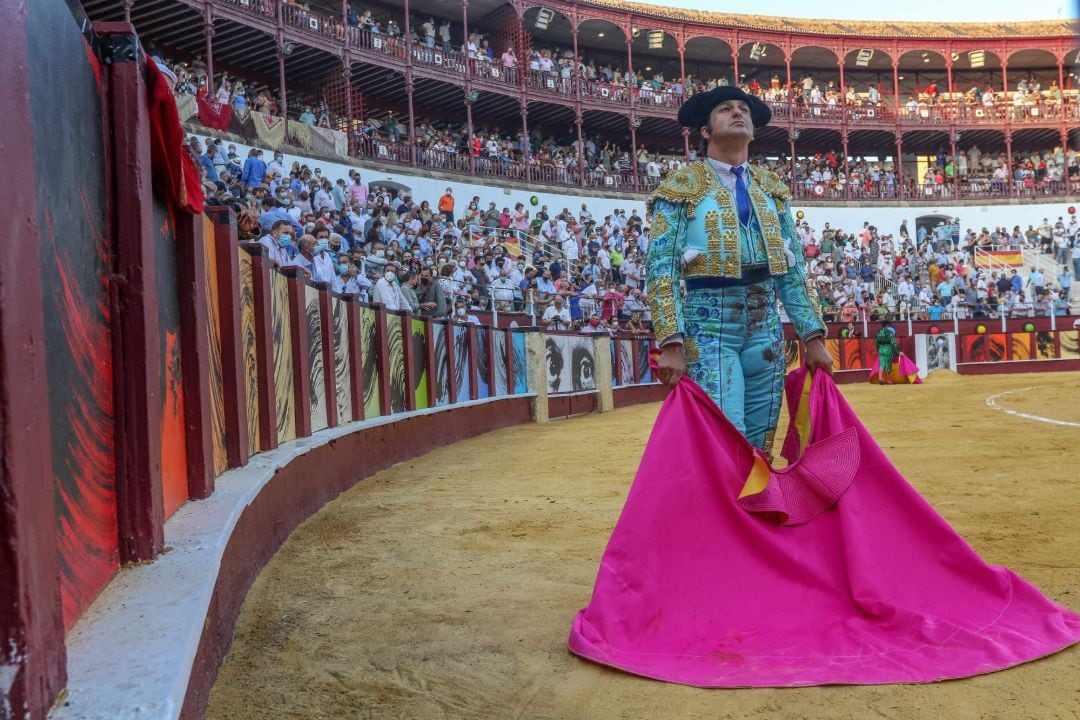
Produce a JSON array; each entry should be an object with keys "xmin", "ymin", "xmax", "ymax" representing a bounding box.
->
[
  {"xmin": 455, "ymin": 307, "xmax": 466, "ymax": 317},
  {"xmin": 385, "ymin": 271, "xmax": 396, "ymax": 282},
  {"xmin": 375, "ymin": 249, "xmax": 385, "ymax": 258}
]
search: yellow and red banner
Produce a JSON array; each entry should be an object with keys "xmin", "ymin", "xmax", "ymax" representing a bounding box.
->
[{"xmin": 974, "ymin": 250, "xmax": 1023, "ymax": 268}]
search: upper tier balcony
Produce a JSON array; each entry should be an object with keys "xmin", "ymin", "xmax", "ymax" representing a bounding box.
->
[{"xmin": 184, "ymin": 0, "xmax": 1079, "ymax": 134}]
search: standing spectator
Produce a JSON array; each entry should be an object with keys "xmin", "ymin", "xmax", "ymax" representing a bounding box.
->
[
  {"xmin": 241, "ymin": 148, "xmax": 266, "ymax": 189},
  {"xmin": 372, "ymin": 262, "xmax": 402, "ymax": 310},
  {"xmin": 399, "ymin": 271, "xmax": 421, "ymax": 314},
  {"xmin": 419, "ymin": 266, "xmax": 449, "ymax": 316},
  {"xmin": 199, "ymin": 144, "xmax": 219, "ymax": 182},
  {"xmin": 1028, "ymin": 267, "xmax": 1045, "ymax": 300},
  {"xmin": 438, "ymin": 188, "xmax": 455, "ymax": 222}
]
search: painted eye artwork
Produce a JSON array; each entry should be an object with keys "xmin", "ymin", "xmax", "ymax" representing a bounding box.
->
[
  {"xmin": 571, "ymin": 345, "xmax": 595, "ymax": 392},
  {"xmin": 546, "ymin": 337, "xmax": 564, "ymax": 393}
]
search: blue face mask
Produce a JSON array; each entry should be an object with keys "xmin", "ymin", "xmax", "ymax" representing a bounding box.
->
[
  {"xmin": 278, "ymin": 234, "xmax": 292, "ymax": 247},
  {"xmin": 316, "ymin": 239, "xmax": 329, "ymax": 249},
  {"xmin": 338, "ymin": 263, "xmax": 350, "ymax": 275}
]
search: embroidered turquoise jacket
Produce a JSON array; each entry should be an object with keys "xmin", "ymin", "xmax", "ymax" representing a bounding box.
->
[{"xmin": 645, "ymin": 160, "xmax": 826, "ymax": 345}]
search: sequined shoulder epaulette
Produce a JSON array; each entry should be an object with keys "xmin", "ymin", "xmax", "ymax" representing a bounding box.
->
[
  {"xmin": 749, "ymin": 165, "xmax": 792, "ymax": 203},
  {"xmin": 647, "ymin": 161, "xmax": 715, "ymax": 218}
]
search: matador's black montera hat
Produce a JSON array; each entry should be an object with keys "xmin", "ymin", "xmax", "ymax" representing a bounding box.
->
[{"xmin": 677, "ymin": 85, "xmax": 772, "ymax": 130}]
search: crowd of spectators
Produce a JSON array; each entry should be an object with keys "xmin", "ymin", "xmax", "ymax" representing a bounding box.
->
[
  {"xmin": 190, "ymin": 130, "xmax": 1080, "ymax": 342},
  {"xmin": 188, "ymin": 132, "xmax": 655, "ymax": 334},
  {"xmin": 793, "ymin": 215, "xmax": 1080, "ymax": 324}
]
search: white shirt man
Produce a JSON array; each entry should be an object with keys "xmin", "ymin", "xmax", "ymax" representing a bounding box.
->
[
  {"xmin": 541, "ymin": 299, "xmax": 571, "ymax": 330},
  {"xmin": 562, "ymin": 235, "xmax": 580, "ymax": 262},
  {"xmin": 540, "ymin": 220, "xmax": 558, "ymax": 246},
  {"xmin": 310, "ymin": 248, "xmax": 337, "ymax": 284},
  {"xmin": 491, "ymin": 274, "xmax": 516, "ymax": 305},
  {"xmin": 372, "ymin": 266, "xmax": 402, "ymax": 311},
  {"xmin": 621, "ymin": 256, "xmax": 641, "ymax": 288}
]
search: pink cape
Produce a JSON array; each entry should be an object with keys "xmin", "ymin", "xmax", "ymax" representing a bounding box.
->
[
  {"xmin": 568, "ymin": 368, "xmax": 1080, "ymax": 686},
  {"xmin": 869, "ymin": 352, "xmax": 922, "ymax": 384}
]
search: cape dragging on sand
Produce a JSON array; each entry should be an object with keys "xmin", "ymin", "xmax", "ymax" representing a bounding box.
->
[{"xmin": 568, "ymin": 365, "xmax": 1080, "ymax": 687}]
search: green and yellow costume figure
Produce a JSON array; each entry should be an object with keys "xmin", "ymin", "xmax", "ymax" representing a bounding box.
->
[
  {"xmin": 875, "ymin": 325, "xmax": 898, "ymax": 374},
  {"xmin": 645, "ymin": 89, "xmax": 826, "ymax": 456}
]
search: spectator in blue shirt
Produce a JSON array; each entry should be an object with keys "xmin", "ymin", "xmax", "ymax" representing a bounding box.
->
[
  {"xmin": 241, "ymin": 148, "xmax": 266, "ymax": 189},
  {"xmin": 199, "ymin": 145, "xmax": 219, "ymax": 182},
  {"xmin": 927, "ymin": 298, "xmax": 945, "ymax": 320},
  {"xmin": 258, "ymin": 197, "xmax": 304, "ymax": 236}
]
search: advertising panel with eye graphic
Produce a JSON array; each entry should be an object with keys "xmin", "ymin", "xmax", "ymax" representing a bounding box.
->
[{"xmin": 545, "ymin": 336, "xmax": 597, "ymax": 394}]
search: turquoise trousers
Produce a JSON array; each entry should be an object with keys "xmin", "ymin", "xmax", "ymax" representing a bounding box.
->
[{"xmin": 682, "ymin": 281, "xmax": 786, "ymax": 455}]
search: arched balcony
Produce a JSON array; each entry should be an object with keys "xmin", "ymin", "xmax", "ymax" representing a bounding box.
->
[{"xmin": 91, "ymin": 0, "xmax": 1080, "ymax": 200}]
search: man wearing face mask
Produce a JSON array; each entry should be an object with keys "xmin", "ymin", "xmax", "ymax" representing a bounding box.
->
[
  {"xmin": 259, "ymin": 196, "xmax": 304, "ymax": 236},
  {"xmin": 289, "ymin": 235, "xmax": 318, "ymax": 278},
  {"xmin": 647, "ymin": 86, "xmax": 830, "ymax": 456},
  {"xmin": 309, "ymin": 229, "xmax": 337, "ymax": 283},
  {"xmin": 418, "ymin": 266, "xmax": 449, "ymax": 317},
  {"xmin": 372, "ymin": 261, "xmax": 402, "ymax": 311},
  {"xmin": 258, "ymin": 220, "xmax": 296, "ymax": 268},
  {"xmin": 332, "ymin": 261, "xmax": 363, "ymax": 295},
  {"xmin": 399, "ymin": 271, "xmax": 421, "ymax": 314},
  {"xmin": 453, "ymin": 300, "xmax": 480, "ymax": 325},
  {"xmin": 267, "ymin": 151, "xmax": 286, "ymax": 178}
]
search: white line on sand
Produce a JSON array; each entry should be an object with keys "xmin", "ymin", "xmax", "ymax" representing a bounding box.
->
[{"xmin": 985, "ymin": 387, "xmax": 1080, "ymax": 428}]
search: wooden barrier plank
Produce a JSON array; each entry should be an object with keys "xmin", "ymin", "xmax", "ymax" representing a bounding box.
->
[{"xmin": 207, "ymin": 207, "xmax": 249, "ymax": 467}]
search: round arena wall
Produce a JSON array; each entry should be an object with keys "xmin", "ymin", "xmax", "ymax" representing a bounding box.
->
[{"xmin": 5, "ymin": 2, "xmax": 1080, "ymax": 719}]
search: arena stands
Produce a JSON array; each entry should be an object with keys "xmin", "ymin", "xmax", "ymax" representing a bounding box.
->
[{"xmin": 84, "ymin": 0, "xmax": 1080, "ymax": 199}]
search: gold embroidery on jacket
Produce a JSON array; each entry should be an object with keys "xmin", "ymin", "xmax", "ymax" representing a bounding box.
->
[
  {"xmin": 748, "ymin": 184, "xmax": 789, "ymax": 276},
  {"xmin": 651, "ymin": 210, "xmax": 670, "ymax": 239},
  {"xmin": 684, "ymin": 336, "xmax": 701, "ymax": 364},
  {"xmin": 648, "ymin": 161, "xmax": 715, "ymax": 219},
  {"xmin": 647, "ymin": 275, "xmax": 679, "ymax": 341}
]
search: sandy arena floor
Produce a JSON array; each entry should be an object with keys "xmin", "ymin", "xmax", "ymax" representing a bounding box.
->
[{"xmin": 207, "ymin": 371, "xmax": 1080, "ymax": 720}]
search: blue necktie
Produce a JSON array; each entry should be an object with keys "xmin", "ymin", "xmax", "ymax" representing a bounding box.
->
[{"xmin": 731, "ymin": 165, "xmax": 752, "ymax": 227}]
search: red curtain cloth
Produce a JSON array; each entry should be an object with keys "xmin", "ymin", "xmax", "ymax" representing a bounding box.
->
[
  {"xmin": 195, "ymin": 95, "xmax": 232, "ymax": 133},
  {"xmin": 569, "ymin": 367, "xmax": 1080, "ymax": 687},
  {"xmin": 144, "ymin": 57, "xmax": 204, "ymax": 214}
]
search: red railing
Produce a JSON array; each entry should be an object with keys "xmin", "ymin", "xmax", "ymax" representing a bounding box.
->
[{"xmin": 210, "ymin": 0, "xmax": 1079, "ymax": 134}]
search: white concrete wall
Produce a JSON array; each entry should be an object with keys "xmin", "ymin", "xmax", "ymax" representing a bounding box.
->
[
  {"xmin": 202, "ymin": 134, "xmax": 642, "ymax": 220},
  {"xmin": 199, "ymin": 131, "xmax": 1077, "ymax": 232},
  {"xmin": 790, "ymin": 203, "xmax": 1078, "ymax": 236}
]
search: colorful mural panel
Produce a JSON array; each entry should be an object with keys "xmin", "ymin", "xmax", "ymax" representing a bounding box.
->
[
  {"xmin": 361, "ymin": 307, "xmax": 380, "ymax": 418},
  {"xmin": 635, "ymin": 339, "xmax": 652, "ymax": 383},
  {"xmin": 454, "ymin": 324, "xmax": 471, "ymax": 400},
  {"xmin": 34, "ymin": 0, "xmax": 119, "ymax": 629},
  {"xmin": 616, "ymin": 340, "xmax": 634, "ymax": 385},
  {"xmin": 387, "ymin": 316, "xmax": 406, "ymax": 412},
  {"xmin": 154, "ymin": 198, "xmax": 188, "ymax": 520},
  {"xmin": 271, "ymin": 270, "xmax": 296, "ymax": 442},
  {"xmin": 493, "ymin": 329, "xmax": 511, "ymax": 397},
  {"xmin": 411, "ymin": 318, "xmax": 429, "ymax": 409},
  {"xmin": 1059, "ymin": 330, "xmax": 1080, "ymax": 358},
  {"xmin": 544, "ymin": 335, "xmax": 597, "ymax": 394},
  {"xmin": 238, "ymin": 249, "xmax": 260, "ymax": 449},
  {"xmin": 332, "ymin": 297, "xmax": 351, "ymax": 422},
  {"xmin": 305, "ymin": 285, "xmax": 328, "ymax": 432},
  {"xmin": 202, "ymin": 214, "xmax": 227, "ymax": 476},
  {"xmin": 476, "ymin": 327, "xmax": 491, "ymax": 399},
  {"xmin": 1035, "ymin": 331, "xmax": 1056, "ymax": 360},
  {"xmin": 432, "ymin": 322, "xmax": 450, "ymax": 405},
  {"xmin": 1010, "ymin": 332, "xmax": 1033, "ymax": 361}
]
